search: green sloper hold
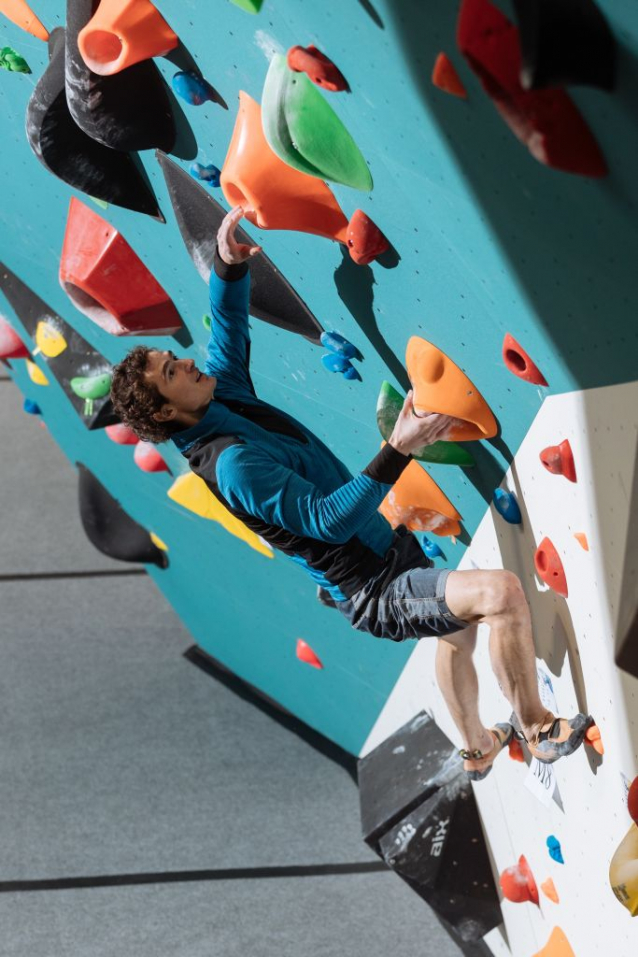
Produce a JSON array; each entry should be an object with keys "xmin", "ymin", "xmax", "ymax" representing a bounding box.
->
[
  {"xmin": 229, "ymin": 0, "xmax": 264, "ymax": 12},
  {"xmin": 376, "ymin": 381, "xmax": 475, "ymax": 467},
  {"xmin": 0, "ymin": 47, "xmax": 31, "ymax": 74},
  {"xmin": 70, "ymin": 372, "xmax": 112, "ymax": 400},
  {"xmin": 262, "ymin": 55, "xmax": 373, "ymax": 192}
]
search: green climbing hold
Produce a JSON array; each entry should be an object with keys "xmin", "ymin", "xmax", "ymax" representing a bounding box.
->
[
  {"xmin": 202, "ymin": 314, "xmax": 211, "ymax": 331},
  {"xmin": 376, "ymin": 381, "xmax": 475, "ymax": 467},
  {"xmin": 262, "ymin": 55, "xmax": 373, "ymax": 192},
  {"xmin": 229, "ymin": 0, "xmax": 264, "ymax": 12},
  {"xmin": 71, "ymin": 371, "xmax": 113, "ymax": 417},
  {"xmin": 0, "ymin": 47, "xmax": 31, "ymax": 74}
]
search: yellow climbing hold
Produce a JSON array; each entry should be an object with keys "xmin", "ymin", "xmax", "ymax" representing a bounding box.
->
[
  {"xmin": 34, "ymin": 319, "xmax": 67, "ymax": 358},
  {"xmin": 167, "ymin": 473, "xmax": 273, "ymax": 558},
  {"xmin": 150, "ymin": 532, "xmax": 168, "ymax": 552},
  {"xmin": 26, "ymin": 359, "xmax": 49, "ymax": 385}
]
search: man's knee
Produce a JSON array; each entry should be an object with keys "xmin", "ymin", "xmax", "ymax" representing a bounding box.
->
[{"xmin": 480, "ymin": 570, "xmax": 526, "ymax": 618}]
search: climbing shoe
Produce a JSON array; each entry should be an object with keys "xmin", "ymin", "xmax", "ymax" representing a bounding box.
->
[
  {"xmin": 516, "ymin": 711, "xmax": 594, "ymax": 764},
  {"xmin": 461, "ymin": 722, "xmax": 514, "ymax": 781}
]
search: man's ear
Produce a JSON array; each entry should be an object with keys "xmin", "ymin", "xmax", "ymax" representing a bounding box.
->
[{"xmin": 152, "ymin": 404, "xmax": 176, "ymax": 424}]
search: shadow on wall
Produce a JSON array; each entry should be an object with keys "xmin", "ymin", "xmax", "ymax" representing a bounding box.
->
[{"xmin": 388, "ymin": 0, "xmax": 638, "ymax": 390}]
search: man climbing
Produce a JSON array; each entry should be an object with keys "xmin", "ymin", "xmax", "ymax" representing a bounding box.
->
[{"xmin": 110, "ymin": 206, "xmax": 593, "ymax": 781}]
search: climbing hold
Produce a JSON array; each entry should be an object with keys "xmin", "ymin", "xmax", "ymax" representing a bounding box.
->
[
  {"xmin": 221, "ymin": 92, "xmax": 350, "ymax": 243},
  {"xmin": 322, "ymin": 353, "xmax": 352, "ymax": 373},
  {"xmin": 546, "ymin": 835, "xmax": 564, "ymax": 864},
  {"xmin": 296, "ymin": 638, "xmax": 323, "ymax": 669},
  {"xmin": 23, "ymin": 397, "xmax": 41, "ymax": 415},
  {"xmin": 0, "ymin": 0, "xmax": 48, "ymax": 40},
  {"xmin": 512, "ymin": 0, "xmax": 616, "ymax": 92},
  {"xmin": 407, "ymin": 336, "xmax": 498, "ymax": 441},
  {"xmin": 376, "ymin": 381, "xmax": 475, "ymax": 467},
  {"xmin": 134, "ymin": 440, "xmax": 169, "ymax": 473},
  {"xmin": 261, "ymin": 55, "xmax": 373, "ymax": 191},
  {"xmin": 609, "ymin": 823, "xmax": 638, "ymax": 916},
  {"xmin": 0, "ymin": 316, "xmax": 29, "ymax": 359},
  {"xmin": 379, "ymin": 453, "xmax": 462, "ymax": 537},
  {"xmin": 493, "ymin": 488, "xmax": 522, "ymax": 524},
  {"xmin": 457, "ymin": 0, "xmax": 607, "ymax": 177},
  {"xmin": 346, "ymin": 210, "xmax": 389, "ymax": 265},
  {"xmin": 202, "ymin": 314, "xmax": 211, "ymax": 331},
  {"xmin": 629, "ymin": 777, "xmax": 638, "ymax": 825},
  {"xmin": 540, "ymin": 439, "xmax": 577, "ymax": 482},
  {"xmin": 502, "ymin": 333, "xmax": 548, "ymax": 386},
  {"xmin": 70, "ymin": 370, "xmax": 112, "ymax": 416},
  {"xmin": 432, "ymin": 53, "xmax": 467, "ymax": 98},
  {"xmin": 150, "ymin": 532, "xmax": 168, "ymax": 552},
  {"xmin": 499, "ymin": 854, "xmax": 539, "ymax": 905},
  {"xmin": 532, "ymin": 927, "xmax": 576, "ymax": 957},
  {"xmin": 534, "ymin": 537, "xmax": 568, "ymax": 598},
  {"xmin": 508, "ymin": 737, "xmax": 525, "ymax": 762},
  {"xmin": 157, "ymin": 151, "xmax": 325, "ymax": 344},
  {"xmin": 168, "ymin": 473, "xmax": 274, "ymax": 558},
  {"xmin": 27, "ymin": 29, "xmax": 163, "ymax": 219},
  {"xmin": 190, "ymin": 162, "xmax": 221, "ymax": 187},
  {"xmin": 320, "ymin": 330, "xmax": 362, "ymax": 361},
  {"xmin": 59, "ymin": 198, "xmax": 182, "ymax": 336},
  {"xmin": 574, "ymin": 532, "xmax": 589, "ymax": 551},
  {"xmin": 35, "ymin": 320, "xmax": 67, "ymax": 358},
  {"xmin": 78, "ymin": 463, "xmax": 168, "ymax": 567},
  {"xmin": 65, "ymin": 0, "xmax": 176, "ymax": 153},
  {"xmin": 78, "ymin": 0, "xmax": 178, "ymax": 76},
  {"xmin": 26, "ymin": 359, "xmax": 49, "ymax": 386},
  {"xmin": 105, "ymin": 422, "xmax": 139, "ymax": 445},
  {"xmin": 584, "ymin": 724, "xmax": 604, "ymax": 755},
  {"xmin": 229, "ymin": 0, "xmax": 264, "ymax": 11},
  {"xmin": 287, "ymin": 45, "xmax": 349, "ymax": 92},
  {"xmin": 172, "ymin": 70, "xmax": 217, "ymax": 105},
  {"xmin": 0, "ymin": 46, "xmax": 31, "ymax": 72},
  {"xmin": 422, "ymin": 536, "xmax": 444, "ymax": 560},
  {"xmin": 343, "ymin": 363, "xmax": 362, "ymax": 382},
  {"xmin": 540, "ymin": 877, "xmax": 559, "ymax": 904}
]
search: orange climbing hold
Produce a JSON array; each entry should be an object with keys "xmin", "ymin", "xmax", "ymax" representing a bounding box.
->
[
  {"xmin": 347, "ymin": 210, "xmax": 389, "ymax": 265},
  {"xmin": 0, "ymin": 0, "xmax": 48, "ymax": 41},
  {"xmin": 60, "ymin": 198, "xmax": 182, "ymax": 336},
  {"xmin": 584, "ymin": 724, "xmax": 604, "ymax": 755},
  {"xmin": 540, "ymin": 877, "xmax": 559, "ymax": 904},
  {"xmin": 287, "ymin": 45, "xmax": 348, "ymax": 92},
  {"xmin": 534, "ymin": 537, "xmax": 568, "ymax": 598},
  {"xmin": 221, "ymin": 92, "xmax": 349, "ymax": 243},
  {"xmin": 502, "ymin": 333, "xmax": 548, "ymax": 386},
  {"xmin": 508, "ymin": 736, "xmax": 525, "ymax": 762},
  {"xmin": 78, "ymin": 0, "xmax": 178, "ymax": 76},
  {"xmin": 533, "ymin": 927, "xmax": 576, "ymax": 957},
  {"xmin": 540, "ymin": 439, "xmax": 577, "ymax": 482},
  {"xmin": 0, "ymin": 316, "xmax": 29, "ymax": 359},
  {"xmin": 499, "ymin": 854, "xmax": 539, "ymax": 904},
  {"xmin": 296, "ymin": 638, "xmax": 323, "ymax": 669},
  {"xmin": 406, "ymin": 335, "xmax": 497, "ymax": 441},
  {"xmin": 432, "ymin": 53, "xmax": 467, "ymax": 98},
  {"xmin": 379, "ymin": 452, "xmax": 462, "ymax": 537},
  {"xmin": 574, "ymin": 532, "xmax": 589, "ymax": 551}
]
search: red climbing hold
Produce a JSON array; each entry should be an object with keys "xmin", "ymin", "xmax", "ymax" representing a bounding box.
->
[
  {"xmin": 60, "ymin": 198, "xmax": 182, "ymax": 336},
  {"xmin": 457, "ymin": 0, "xmax": 607, "ymax": 177},
  {"xmin": 432, "ymin": 53, "xmax": 467, "ymax": 98},
  {"xmin": 502, "ymin": 333, "xmax": 548, "ymax": 386},
  {"xmin": 0, "ymin": 316, "xmax": 29, "ymax": 359},
  {"xmin": 534, "ymin": 537, "xmax": 568, "ymax": 597},
  {"xmin": 106, "ymin": 422, "xmax": 140, "ymax": 445},
  {"xmin": 508, "ymin": 736, "xmax": 525, "ymax": 763},
  {"xmin": 540, "ymin": 439, "xmax": 577, "ymax": 483},
  {"xmin": 134, "ymin": 440, "xmax": 169, "ymax": 473},
  {"xmin": 628, "ymin": 776, "xmax": 638, "ymax": 825},
  {"xmin": 296, "ymin": 638, "xmax": 323, "ymax": 669},
  {"xmin": 287, "ymin": 45, "xmax": 348, "ymax": 92},
  {"xmin": 347, "ymin": 210, "xmax": 389, "ymax": 266},
  {"xmin": 499, "ymin": 854, "xmax": 539, "ymax": 904}
]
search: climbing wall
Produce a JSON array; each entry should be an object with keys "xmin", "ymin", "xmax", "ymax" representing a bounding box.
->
[{"xmin": 1, "ymin": 1, "xmax": 637, "ymax": 954}]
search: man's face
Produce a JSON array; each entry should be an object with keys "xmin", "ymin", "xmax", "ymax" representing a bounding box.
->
[{"xmin": 145, "ymin": 350, "xmax": 216, "ymax": 426}]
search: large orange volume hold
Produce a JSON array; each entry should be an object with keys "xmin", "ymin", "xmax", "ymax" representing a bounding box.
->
[
  {"xmin": 221, "ymin": 92, "xmax": 349, "ymax": 242},
  {"xmin": 78, "ymin": 0, "xmax": 178, "ymax": 76},
  {"xmin": 379, "ymin": 453, "xmax": 462, "ymax": 537},
  {"xmin": 0, "ymin": 0, "xmax": 48, "ymax": 40},
  {"xmin": 532, "ymin": 927, "xmax": 576, "ymax": 957},
  {"xmin": 406, "ymin": 336, "xmax": 497, "ymax": 441},
  {"xmin": 59, "ymin": 198, "xmax": 182, "ymax": 336}
]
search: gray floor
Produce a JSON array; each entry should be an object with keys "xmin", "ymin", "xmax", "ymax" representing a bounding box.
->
[{"xmin": 0, "ymin": 376, "xmax": 481, "ymax": 957}]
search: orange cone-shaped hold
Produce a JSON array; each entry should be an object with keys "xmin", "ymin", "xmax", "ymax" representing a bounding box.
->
[
  {"xmin": 540, "ymin": 439, "xmax": 577, "ymax": 482},
  {"xmin": 540, "ymin": 877, "xmax": 559, "ymax": 903},
  {"xmin": 0, "ymin": 316, "xmax": 30, "ymax": 359},
  {"xmin": 0, "ymin": 0, "xmax": 48, "ymax": 41},
  {"xmin": 406, "ymin": 336, "xmax": 497, "ymax": 441},
  {"xmin": 296, "ymin": 638, "xmax": 323, "ymax": 669},
  {"xmin": 221, "ymin": 92, "xmax": 349, "ymax": 242},
  {"xmin": 584, "ymin": 724, "xmax": 604, "ymax": 755},
  {"xmin": 379, "ymin": 454, "xmax": 462, "ymax": 537},
  {"xmin": 60, "ymin": 198, "xmax": 182, "ymax": 336},
  {"xmin": 503, "ymin": 333, "xmax": 548, "ymax": 386},
  {"xmin": 78, "ymin": 0, "xmax": 178, "ymax": 76},
  {"xmin": 573, "ymin": 532, "xmax": 589, "ymax": 551},
  {"xmin": 432, "ymin": 53, "xmax": 467, "ymax": 98},
  {"xmin": 499, "ymin": 854, "xmax": 539, "ymax": 904},
  {"xmin": 533, "ymin": 927, "xmax": 576, "ymax": 957},
  {"xmin": 534, "ymin": 537, "xmax": 568, "ymax": 597}
]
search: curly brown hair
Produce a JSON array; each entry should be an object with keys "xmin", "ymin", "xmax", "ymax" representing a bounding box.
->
[{"xmin": 110, "ymin": 345, "xmax": 181, "ymax": 444}]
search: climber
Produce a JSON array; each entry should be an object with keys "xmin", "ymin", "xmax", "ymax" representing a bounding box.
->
[{"xmin": 110, "ymin": 206, "xmax": 593, "ymax": 780}]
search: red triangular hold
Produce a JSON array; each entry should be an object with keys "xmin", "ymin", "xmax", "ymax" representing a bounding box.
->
[
  {"xmin": 534, "ymin": 536, "xmax": 568, "ymax": 597},
  {"xmin": 296, "ymin": 638, "xmax": 323, "ymax": 669},
  {"xmin": 502, "ymin": 333, "xmax": 548, "ymax": 386},
  {"xmin": 432, "ymin": 53, "xmax": 467, "ymax": 98},
  {"xmin": 540, "ymin": 439, "xmax": 577, "ymax": 482}
]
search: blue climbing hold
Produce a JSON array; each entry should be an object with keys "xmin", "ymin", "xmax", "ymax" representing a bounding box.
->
[
  {"xmin": 190, "ymin": 162, "xmax": 221, "ymax": 187},
  {"xmin": 546, "ymin": 835, "xmax": 564, "ymax": 864},
  {"xmin": 320, "ymin": 330, "xmax": 362, "ymax": 361},
  {"xmin": 172, "ymin": 71, "xmax": 216, "ymax": 106},
  {"xmin": 23, "ymin": 398, "xmax": 41, "ymax": 415},
  {"xmin": 422, "ymin": 536, "xmax": 444, "ymax": 560},
  {"xmin": 343, "ymin": 363, "xmax": 362, "ymax": 381},
  {"xmin": 322, "ymin": 353, "xmax": 351, "ymax": 374},
  {"xmin": 493, "ymin": 488, "xmax": 522, "ymax": 524}
]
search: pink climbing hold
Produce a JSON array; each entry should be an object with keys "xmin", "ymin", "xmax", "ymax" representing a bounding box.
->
[
  {"xmin": 106, "ymin": 422, "xmax": 140, "ymax": 445},
  {"xmin": 296, "ymin": 638, "xmax": 323, "ymax": 669},
  {"xmin": 540, "ymin": 439, "xmax": 577, "ymax": 483},
  {"xmin": 502, "ymin": 333, "xmax": 548, "ymax": 386},
  {"xmin": 499, "ymin": 854, "xmax": 539, "ymax": 904},
  {"xmin": 347, "ymin": 210, "xmax": 389, "ymax": 265},
  {"xmin": 134, "ymin": 440, "xmax": 169, "ymax": 473},
  {"xmin": 0, "ymin": 316, "xmax": 29, "ymax": 359}
]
